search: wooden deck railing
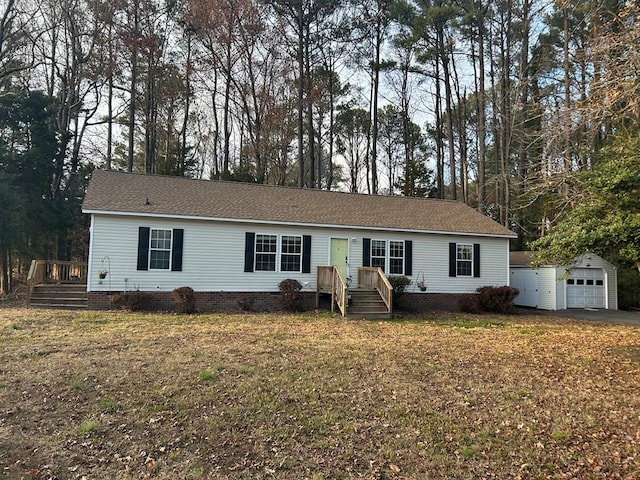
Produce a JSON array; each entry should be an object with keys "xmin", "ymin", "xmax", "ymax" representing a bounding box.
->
[
  {"xmin": 357, "ymin": 266, "xmax": 393, "ymax": 313},
  {"xmin": 27, "ymin": 260, "xmax": 87, "ymax": 306},
  {"xmin": 317, "ymin": 265, "xmax": 348, "ymax": 317}
]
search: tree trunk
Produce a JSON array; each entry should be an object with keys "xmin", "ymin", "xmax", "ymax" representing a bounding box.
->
[
  {"xmin": 0, "ymin": 245, "xmax": 9, "ymax": 295},
  {"xmin": 305, "ymin": 23, "xmax": 315, "ymax": 188},
  {"xmin": 297, "ymin": 5, "xmax": 305, "ymax": 188},
  {"xmin": 370, "ymin": 15, "xmax": 382, "ymax": 195},
  {"xmin": 439, "ymin": 25, "xmax": 456, "ymax": 201},
  {"xmin": 223, "ymin": 39, "xmax": 233, "ymax": 176},
  {"xmin": 477, "ymin": 21, "xmax": 486, "ymax": 212},
  {"xmin": 127, "ymin": 2, "xmax": 139, "ymax": 173},
  {"xmin": 562, "ymin": 5, "xmax": 572, "ymax": 194},
  {"xmin": 434, "ymin": 57, "xmax": 444, "ymax": 199}
]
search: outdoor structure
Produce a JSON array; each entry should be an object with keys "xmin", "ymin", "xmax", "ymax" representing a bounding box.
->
[
  {"xmin": 510, "ymin": 252, "xmax": 618, "ymax": 310},
  {"xmin": 77, "ymin": 170, "xmax": 516, "ymax": 315}
]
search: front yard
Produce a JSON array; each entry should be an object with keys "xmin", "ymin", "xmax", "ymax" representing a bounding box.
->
[{"xmin": 0, "ymin": 309, "xmax": 639, "ymax": 479}]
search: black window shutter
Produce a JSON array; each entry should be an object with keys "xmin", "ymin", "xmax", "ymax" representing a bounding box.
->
[
  {"xmin": 363, "ymin": 238, "xmax": 371, "ymax": 267},
  {"xmin": 473, "ymin": 243, "xmax": 481, "ymax": 277},
  {"xmin": 404, "ymin": 240, "xmax": 413, "ymax": 276},
  {"xmin": 302, "ymin": 235, "xmax": 312, "ymax": 273},
  {"xmin": 449, "ymin": 242, "xmax": 457, "ymax": 277},
  {"xmin": 137, "ymin": 227, "xmax": 150, "ymax": 271},
  {"xmin": 244, "ymin": 232, "xmax": 255, "ymax": 272},
  {"xmin": 171, "ymin": 229, "xmax": 184, "ymax": 271}
]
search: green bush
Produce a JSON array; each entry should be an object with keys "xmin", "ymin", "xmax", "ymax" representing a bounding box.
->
[
  {"xmin": 616, "ymin": 263, "xmax": 640, "ymax": 310},
  {"xmin": 387, "ymin": 275, "xmax": 411, "ymax": 308},
  {"xmin": 278, "ymin": 279, "xmax": 303, "ymax": 312},
  {"xmin": 476, "ymin": 286, "xmax": 519, "ymax": 314},
  {"xmin": 172, "ymin": 286, "xmax": 196, "ymax": 314},
  {"xmin": 109, "ymin": 291, "xmax": 150, "ymax": 311}
]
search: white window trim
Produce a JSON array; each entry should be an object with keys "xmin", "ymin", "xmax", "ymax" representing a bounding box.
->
[
  {"xmin": 371, "ymin": 239, "xmax": 405, "ymax": 275},
  {"xmin": 254, "ymin": 233, "xmax": 303, "ymax": 273},
  {"xmin": 280, "ymin": 235, "xmax": 303, "ymax": 273},
  {"xmin": 388, "ymin": 240, "xmax": 405, "ymax": 275},
  {"xmin": 149, "ymin": 228, "xmax": 173, "ymax": 271},
  {"xmin": 456, "ymin": 243, "xmax": 473, "ymax": 277}
]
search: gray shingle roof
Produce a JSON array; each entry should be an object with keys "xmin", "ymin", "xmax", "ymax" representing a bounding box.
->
[
  {"xmin": 82, "ymin": 170, "xmax": 516, "ymax": 237},
  {"xmin": 509, "ymin": 251, "xmax": 535, "ymax": 266}
]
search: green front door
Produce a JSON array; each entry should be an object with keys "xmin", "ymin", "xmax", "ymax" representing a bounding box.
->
[{"xmin": 330, "ymin": 238, "xmax": 349, "ymax": 281}]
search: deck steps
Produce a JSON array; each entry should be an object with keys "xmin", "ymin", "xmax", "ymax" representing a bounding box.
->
[
  {"xmin": 347, "ymin": 288, "xmax": 391, "ymax": 319},
  {"xmin": 29, "ymin": 284, "xmax": 88, "ymax": 309}
]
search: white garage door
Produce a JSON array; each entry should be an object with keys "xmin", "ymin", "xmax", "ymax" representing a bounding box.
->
[{"xmin": 566, "ymin": 268, "xmax": 605, "ymax": 308}]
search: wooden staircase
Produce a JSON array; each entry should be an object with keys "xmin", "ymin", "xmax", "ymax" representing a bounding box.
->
[
  {"xmin": 347, "ymin": 288, "xmax": 391, "ymax": 319},
  {"xmin": 28, "ymin": 284, "xmax": 88, "ymax": 309},
  {"xmin": 317, "ymin": 266, "xmax": 393, "ymax": 319}
]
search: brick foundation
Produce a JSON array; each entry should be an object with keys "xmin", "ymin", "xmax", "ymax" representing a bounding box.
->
[
  {"xmin": 88, "ymin": 291, "xmax": 318, "ymax": 313},
  {"xmin": 89, "ymin": 290, "xmax": 471, "ymax": 313},
  {"xmin": 395, "ymin": 292, "xmax": 477, "ymax": 312}
]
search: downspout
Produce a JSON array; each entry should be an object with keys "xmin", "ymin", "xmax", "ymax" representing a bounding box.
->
[{"xmin": 86, "ymin": 214, "xmax": 95, "ymax": 295}]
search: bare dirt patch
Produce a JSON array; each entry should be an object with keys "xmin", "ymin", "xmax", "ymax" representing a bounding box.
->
[{"xmin": 1, "ymin": 309, "xmax": 639, "ymax": 479}]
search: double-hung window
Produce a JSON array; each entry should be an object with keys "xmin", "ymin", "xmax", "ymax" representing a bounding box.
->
[
  {"xmin": 149, "ymin": 229, "xmax": 172, "ymax": 270},
  {"xmin": 137, "ymin": 227, "xmax": 183, "ymax": 272},
  {"xmin": 255, "ymin": 234, "xmax": 277, "ymax": 271},
  {"xmin": 371, "ymin": 240, "xmax": 386, "ymax": 270},
  {"xmin": 280, "ymin": 235, "xmax": 302, "ymax": 272},
  {"xmin": 389, "ymin": 241, "xmax": 404, "ymax": 274},
  {"xmin": 245, "ymin": 233, "xmax": 311, "ymax": 273},
  {"xmin": 368, "ymin": 239, "xmax": 406, "ymax": 275},
  {"xmin": 253, "ymin": 234, "xmax": 303, "ymax": 272},
  {"xmin": 456, "ymin": 244, "xmax": 473, "ymax": 277}
]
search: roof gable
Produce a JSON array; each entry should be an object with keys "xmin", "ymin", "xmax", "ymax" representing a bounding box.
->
[{"xmin": 82, "ymin": 170, "xmax": 516, "ymax": 238}]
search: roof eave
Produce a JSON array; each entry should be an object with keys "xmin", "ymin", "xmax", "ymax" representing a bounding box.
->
[{"xmin": 82, "ymin": 208, "xmax": 518, "ymax": 239}]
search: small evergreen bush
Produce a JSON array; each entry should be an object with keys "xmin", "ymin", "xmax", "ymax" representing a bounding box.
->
[
  {"xmin": 476, "ymin": 286, "xmax": 520, "ymax": 314},
  {"xmin": 387, "ymin": 275, "xmax": 411, "ymax": 307},
  {"xmin": 278, "ymin": 279, "xmax": 303, "ymax": 312},
  {"xmin": 172, "ymin": 286, "xmax": 196, "ymax": 314},
  {"xmin": 109, "ymin": 291, "xmax": 150, "ymax": 311}
]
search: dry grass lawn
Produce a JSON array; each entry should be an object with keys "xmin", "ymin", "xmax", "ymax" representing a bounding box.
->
[{"xmin": 0, "ymin": 308, "xmax": 639, "ymax": 479}]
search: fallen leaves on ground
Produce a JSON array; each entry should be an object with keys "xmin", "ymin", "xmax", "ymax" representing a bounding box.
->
[{"xmin": 0, "ymin": 309, "xmax": 639, "ymax": 479}]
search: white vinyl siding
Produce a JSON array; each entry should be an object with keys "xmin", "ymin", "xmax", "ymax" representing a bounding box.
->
[{"xmin": 88, "ymin": 214, "xmax": 510, "ymax": 294}]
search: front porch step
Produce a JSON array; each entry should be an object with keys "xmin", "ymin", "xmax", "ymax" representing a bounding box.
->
[
  {"xmin": 29, "ymin": 284, "xmax": 88, "ymax": 309},
  {"xmin": 347, "ymin": 288, "xmax": 391, "ymax": 319}
]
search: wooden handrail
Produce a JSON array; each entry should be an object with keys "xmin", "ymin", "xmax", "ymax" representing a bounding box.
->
[
  {"xmin": 333, "ymin": 267, "xmax": 347, "ymax": 317},
  {"xmin": 357, "ymin": 267, "xmax": 393, "ymax": 313},
  {"xmin": 317, "ymin": 265, "xmax": 347, "ymax": 317},
  {"xmin": 26, "ymin": 260, "xmax": 88, "ymax": 307}
]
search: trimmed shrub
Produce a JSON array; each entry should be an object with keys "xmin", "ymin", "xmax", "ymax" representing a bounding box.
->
[
  {"xmin": 476, "ymin": 286, "xmax": 520, "ymax": 314},
  {"xmin": 172, "ymin": 286, "xmax": 196, "ymax": 314},
  {"xmin": 387, "ymin": 275, "xmax": 411, "ymax": 308},
  {"xmin": 459, "ymin": 294, "xmax": 480, "ymax": 314},
  {"xmin": 279, "ymin": 279, "xmax": 303, "ymax": 312},
  {"xmin": 109, "ymin": 291, "xmax": 150, "ymax": 311}
]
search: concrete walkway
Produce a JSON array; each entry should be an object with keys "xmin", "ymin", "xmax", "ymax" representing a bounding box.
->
[{"xmin": 532, "ymin": 308, "xmax": 640, "ymax": 326}]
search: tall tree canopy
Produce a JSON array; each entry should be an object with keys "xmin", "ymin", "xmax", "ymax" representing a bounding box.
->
[
  {"xmin": 1, "ymin": 0, "xmax": 640, "ymax": 304},
  {"xmin": 532, "ymin": 129, "xmax": 640, "ymax": 273}
]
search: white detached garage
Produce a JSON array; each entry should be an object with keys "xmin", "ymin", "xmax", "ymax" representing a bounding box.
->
[{"xmin": 509, "ymin": 252, "xmax": 618, "ymax": 310}]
